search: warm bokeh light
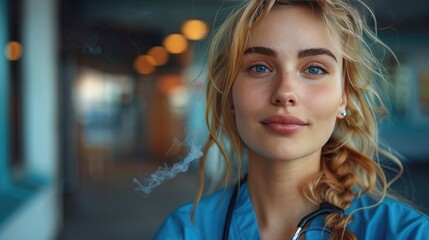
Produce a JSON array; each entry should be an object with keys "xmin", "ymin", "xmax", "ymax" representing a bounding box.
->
[
  {"xmin": 148, "ymin": 46, "xmax": 169, "ymax": 66},
  {"xmin": 174, "ymin": 47, "xmax": 192, "ymax": 66},
  {"xmin": 156, "ymin": 74, "xmax": 183, "ymax": 95},
  {"xmin": 163, "ymin": 34, "xmax": 188, "ymax": 54},
  {"xmin": 134, "ymin": 55, "xmax": 156, "ymax": 75},
  {"xmin": 181, "ymin": 19, "xmax": 208, "ymax": 40},
  {"xmin": 5, "ymin": 41, "xmax": 23, "ymax": 61}
]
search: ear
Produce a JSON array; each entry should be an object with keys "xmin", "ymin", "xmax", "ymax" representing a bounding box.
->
[{"xmin": 337, "ymin": 91, "xmax": 348, "ymax": 119}]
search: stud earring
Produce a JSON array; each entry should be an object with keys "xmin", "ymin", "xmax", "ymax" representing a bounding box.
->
[{"xmin": 340, "ymin": 109, "xmax": 347, "ymax": 117}]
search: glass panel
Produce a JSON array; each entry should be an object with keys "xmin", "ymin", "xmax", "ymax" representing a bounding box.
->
[
  {"xmin": 0, "ymin": 0, "xmax": 10, "ymax": 189},
  {"xmin": 8, "ymin": 0, "xmax": 23, "ymax": 175}
]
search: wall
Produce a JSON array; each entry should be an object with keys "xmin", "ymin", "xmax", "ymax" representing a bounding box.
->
[{"xmin": 0, "ymin": 0, "xmax": 61, "ymax": 239}]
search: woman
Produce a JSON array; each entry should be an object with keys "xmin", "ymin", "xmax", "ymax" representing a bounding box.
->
[{"xmin": 154, "ymin": 0, "xmax": 429, "ymax": 239}]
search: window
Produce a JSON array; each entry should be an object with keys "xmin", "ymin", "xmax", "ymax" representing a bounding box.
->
[
  {"xmin": 0, "ymin": 0, "xmax": 10, "ymax": 190},
  {"xmin": 8, "ymin": 0, "xmax": 23, "ymax": 174},
  {"xmin": 0, "ymin": 0, "xmax": 23, "ymax": 187}
]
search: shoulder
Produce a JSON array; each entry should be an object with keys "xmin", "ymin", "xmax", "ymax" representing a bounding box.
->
[
  {"xmin": 153, "ymin": 187, "xmax": 234, "ymax": 240},
  {"xmin": 347, "ymin": 194, "xmax": 429, "ymax": 239},
  {"xmin": 348, "ymin": 194, "xmax": 429, "ymax": 221}
]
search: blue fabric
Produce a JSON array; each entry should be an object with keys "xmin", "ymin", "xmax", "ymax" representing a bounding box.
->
[{"xmin": 154, "ymin": 183, "xmax": 429, "ymax": 239}]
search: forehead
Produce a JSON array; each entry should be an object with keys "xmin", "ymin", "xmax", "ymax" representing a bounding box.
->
[{"xmin": 248, "ymin": 5, "xmax": 342, "ymax": 56}]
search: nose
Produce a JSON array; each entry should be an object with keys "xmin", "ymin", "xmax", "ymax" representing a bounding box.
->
[{"xmin": 270, "ymin": 73, "xmax": 299, "ymax": 106}]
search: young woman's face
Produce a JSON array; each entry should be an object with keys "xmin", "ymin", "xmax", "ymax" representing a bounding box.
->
[{"xmin": 232, "ymin": 5, "xmax": 347, "ymax": 163}]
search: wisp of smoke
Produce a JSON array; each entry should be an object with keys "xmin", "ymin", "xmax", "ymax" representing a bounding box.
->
[
  {"xmin": 81, "ymin": 11, "xmax": 153, "ymax": 58},
  {"xmin": 82, "ymin": 35, "xmax": 103, "ymax": 56},
  {"xmin": 133, "ymin": 140, "xmax": 203, "ymax": 195}
]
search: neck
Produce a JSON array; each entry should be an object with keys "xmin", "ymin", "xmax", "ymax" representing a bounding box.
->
[{"xmin": 247, "ymin": 150, "xmax": 321, "ymax": 239}]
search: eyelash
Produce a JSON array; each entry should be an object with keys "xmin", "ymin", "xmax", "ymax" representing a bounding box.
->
[
  {"xmin": 245, "ymin": 61, "xmax": 329, "ymax": 76},
  {"xmin": 248, "ymin": 61, "xmax": 272, "ymax": 73},
  {"xmin": 304, "ymin": 62, "xmax": 328, "ymax": 74}
]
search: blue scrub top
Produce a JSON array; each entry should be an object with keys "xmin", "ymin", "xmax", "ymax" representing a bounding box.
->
[{"xmin": 154, "ymin": 182, "xmax": 429, "ymax": 239}]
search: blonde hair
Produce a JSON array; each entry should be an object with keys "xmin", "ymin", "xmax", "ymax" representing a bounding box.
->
[{"xmin": 194, "ymin": 1, "xmax": 402, "ymax": 239}]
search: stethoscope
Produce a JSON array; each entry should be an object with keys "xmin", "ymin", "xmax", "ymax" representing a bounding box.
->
[{"xmin": 222, "ymin": 175, "xmax": 344, "ymax": 240}]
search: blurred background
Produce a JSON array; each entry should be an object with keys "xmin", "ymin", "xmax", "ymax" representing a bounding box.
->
[{"xmin": 0, "ymin": 0, "xmax": 428, "ymax": 239}]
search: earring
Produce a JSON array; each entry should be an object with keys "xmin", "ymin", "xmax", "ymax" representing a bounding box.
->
[{"xmin": 340, "ymin": 109, "xmax": 347, "ymax": 117}]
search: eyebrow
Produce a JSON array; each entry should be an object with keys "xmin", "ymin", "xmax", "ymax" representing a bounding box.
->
[
  {"xmin": 244, "ymin": 46, "xmax": 337, "ymax": 63},
  {"xmin": 244, "ymin": 46, "xmax": 277, "ymax": 57},
  {"xmin": 298, "ymin": 48, "xmax": 337, "ymax": 63}
]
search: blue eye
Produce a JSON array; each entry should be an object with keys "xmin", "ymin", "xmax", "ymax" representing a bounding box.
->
[
  {"xmin": 305, "ymin": 66, "xmax": 327, "ymax": 75},
  {"xmin": 252, "ymin": 65, "xmax": 270, "ymax": 73}
]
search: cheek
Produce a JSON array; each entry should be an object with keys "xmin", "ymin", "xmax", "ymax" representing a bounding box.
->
[
  {"xmin": 232, "ymin": 90, "xmax": 248, "ymax": 143},
  {"xmin": 232, "ymin": 83, "xmax": 244, "ymax": 126},
  {"xmin": 232, "ymin": 85, "xmax": 250, "ymax": 126},
  {"xmin": 304, "ymin": 87, "xmax": 342, "ymax": 147},
  {"xmin": 305, "ymin": 84, "xmax": 342, "ymax": 120},
  {"xmin": 232, "ymin": 81, "xmax": 265, "ymax": 114},
  {"xmin": 232, "ymin": 81, "xmax": 264, "ymax": 136}
]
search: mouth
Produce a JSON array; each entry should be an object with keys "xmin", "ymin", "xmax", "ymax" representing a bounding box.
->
[
  {"xmin": 261, "ymin": 115, "xmax": 307, "ymax": 125},
  {"xmin": 260, "ymin": 115, "xmax": 308, "ymax": 134}
]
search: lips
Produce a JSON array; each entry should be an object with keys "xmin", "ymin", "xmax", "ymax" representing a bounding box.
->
[{"xmin": 260, "ymin": 115, "xmax": 307, "ymax": 134}]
